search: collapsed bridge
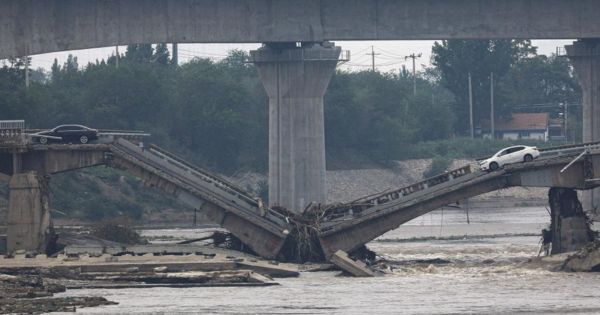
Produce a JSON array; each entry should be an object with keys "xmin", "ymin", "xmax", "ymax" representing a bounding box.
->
[{"xmin": 1, "ymin": 127, "xmax": 600, "ymax": 261}]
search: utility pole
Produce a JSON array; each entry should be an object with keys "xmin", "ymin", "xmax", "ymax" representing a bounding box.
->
[
  {"xmin": 405, "ymin": 53, "xmax": 422, "ymax": 96},
  {"xmin": 24, "ymin": 56, "xmax": 30, "ymax": 88},
  {"xmin": 172, "ymin": 43, "xmax": 178, "ymax": 65},
  {"xmin": 366, "ymin": 46, "xmax": 380, "ymax": 72},
  {"xmin": 115, "ymin": 46, "xmax": 120, "ymax": 68},
  {"xmin": 564, "ymin": 101, "xmax": 569, "ymax": 143},
  {"xmin": 490, "ymin": 72, "xmax": 495, "ymax": 140},
  {"xmin": 469, "ymin": 72, "xmax": 474, "ymax": 139}
]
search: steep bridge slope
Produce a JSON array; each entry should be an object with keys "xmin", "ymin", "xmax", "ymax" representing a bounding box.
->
[
  {"xmin": 315, "ymin": 143, "xmax": 600, "ymax": 258},
  {"xmin": 107, "ymin": 139, "xmax": 290, "ymax": 259}
]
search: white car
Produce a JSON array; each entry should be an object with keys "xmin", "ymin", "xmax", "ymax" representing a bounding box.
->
[{"xmin": 478, "ymin": 145, "xmax": 540, "ymax": 171}]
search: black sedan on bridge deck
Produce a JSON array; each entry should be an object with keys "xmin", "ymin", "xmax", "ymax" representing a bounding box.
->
[{"xmin": 34, "ymin": 124, "xmax": 98, "ymax": 144}]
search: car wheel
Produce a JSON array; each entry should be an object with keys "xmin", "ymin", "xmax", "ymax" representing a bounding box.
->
[
  {"xmin": 39, "ymin": 137, "xmax": 48, "ymax": 144},
  {"xmin": 79, "ymin": 135, "xmax": 89, "ymax": 144},
  {"xmin": 489, "ymin": 162, "xmax": 499, "ymax": 171},
  {"xmin": 524, "ymin": 154, "xmax": 533, "ymax": 162}
]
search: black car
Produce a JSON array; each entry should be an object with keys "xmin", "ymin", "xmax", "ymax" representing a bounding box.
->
[{"xmin": 35, "ymin": 124, "xmax": 98, "ymax": 144}]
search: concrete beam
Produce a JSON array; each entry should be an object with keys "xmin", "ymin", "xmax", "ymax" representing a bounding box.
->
[
  {"xmin": 3, "ymin": 0, "xmax": 600, "ymax": 58},
  {"xmin": 319, "ymin": 176, "xmax": 509, "ymax": 258},
  {"xmin": 329, "ymin": 250, "xmax": 375, "ymax": 277}
]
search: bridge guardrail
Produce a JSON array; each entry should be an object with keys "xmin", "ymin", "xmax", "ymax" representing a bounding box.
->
[
  {"xmin": 148, "ymin": 144, "xmax": 251, "ymax": 200},
  {"xmin": 319, "ymin": 165, "xmax": 475, "ymax": 222},
  {"xmin": 540, "ymin": 141, "xmax": 600, "ymax": 158},
  {"xmin": 112, "ymin": 139, "xmax": 288, "ymax": 228}
]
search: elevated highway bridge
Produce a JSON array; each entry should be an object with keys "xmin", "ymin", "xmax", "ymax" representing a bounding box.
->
[{"xmin": 1, "ymin": 130, "xmax": 598, "ymax": 261}]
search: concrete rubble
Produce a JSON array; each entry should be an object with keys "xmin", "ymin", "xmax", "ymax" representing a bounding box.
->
[
  {"xmin": 561, "ymin": 241, "xmax": 600, "ymax": 272},
  {"xmin": 0, "ymin": 273, "xmax": 116, "ymax": 314},
  {"xmin": 0, "ymin": 245, "xmax": 300, "ymax": 314},
  {"xmin": 329, "ymin": 250, "xmax": 376, "ymax": 277}
]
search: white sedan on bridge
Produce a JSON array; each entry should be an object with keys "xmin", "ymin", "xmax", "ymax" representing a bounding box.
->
[{"xmin": 478, "ymin": 145, "xmax": 540, "ymax": 171}]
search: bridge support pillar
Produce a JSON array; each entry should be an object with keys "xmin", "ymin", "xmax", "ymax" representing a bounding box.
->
[
  {"xmin": 566, "ymin": 39, "xmax": 600, "ymax": 218},
  {"xmin": 251, "ymin": 42, "xmax": 341, "ymax": 213},
  {"xmin": 6, "ymin": 172, "xmax": 54, "ymax": 254},
  {"xmin": 548, "ymin": 188, "xmax": 594, "ymax": 254}
]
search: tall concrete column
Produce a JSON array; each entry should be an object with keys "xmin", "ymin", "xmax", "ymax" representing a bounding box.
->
[
  {"xmin": 250, "ymin": 42, "xmax": 341, "ymax": 213},
  {"xmin": 548, "ymin": 188, "xmax": 594, "ymax": 254},
  {"xmin": 566, "ymin": 39, "xmax": 600, "ymax": 218},
  {"xmin": 6, "ymin": 172, "xmax": 53, "ymax": 254}
]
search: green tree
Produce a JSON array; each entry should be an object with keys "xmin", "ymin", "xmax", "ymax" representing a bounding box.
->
[
  {"xmin": 153, "ymin": 43, "xmax": 170, "ymax": 65},
  {"xmin": 432, "ymin": 40, "xmax": 535, "ymax": 133},
  {"xmin": 125, "ymin": 44, "xmax": 153, "ymax": 63}
]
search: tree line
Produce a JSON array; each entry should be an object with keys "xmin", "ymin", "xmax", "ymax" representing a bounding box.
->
[{"xmin": 0, "ymin": 41, "xmax": 582, "ymax": 174}]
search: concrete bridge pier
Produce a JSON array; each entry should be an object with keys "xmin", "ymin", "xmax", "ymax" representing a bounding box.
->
[
  {"xmin": 6, "ymin": 172, "xmax": 53, "ymax": 254},
  {"xmin": 548, "ymin": 188, "xmax": 594, "ymax": 254},
  {"xmin": 566, "ymin": 40, "xmax": 600, "ymax": 219},
  {"xmin": 250, "ymin": 42, "xmax": 341, "ymax": 213}
]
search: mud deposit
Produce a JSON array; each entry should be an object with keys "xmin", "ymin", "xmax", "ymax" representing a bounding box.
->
[
  {"xmin": 57, "ymin": 207, "xmax": 600, "ymax": 314},
  {"xmin": 0, "ymin": 273, "xmax": 115, "ymax": 314}
]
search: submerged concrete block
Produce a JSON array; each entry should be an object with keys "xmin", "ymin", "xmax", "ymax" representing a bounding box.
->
[
  {"xmin": 329, "ymin": 250, "xmax": 375, "ymax": 277},
  {"xmin": 562, "ymin": 241, "xmax": 600, "ymax": 272}
]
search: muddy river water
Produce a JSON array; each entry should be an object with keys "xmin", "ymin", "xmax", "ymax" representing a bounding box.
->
[{"xmin": 55, "ymin": 207, "xmax": 600, "ymax": 314}]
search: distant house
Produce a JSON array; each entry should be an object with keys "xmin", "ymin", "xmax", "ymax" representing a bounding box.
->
[{"xmin": 483, "ymin": 113, "xmax": 549, "ymax": 141}]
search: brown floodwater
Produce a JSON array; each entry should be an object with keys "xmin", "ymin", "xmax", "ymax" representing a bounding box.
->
[{"xmin": 55, "ymin": 207, "xmax": 600, "ymax": 314}]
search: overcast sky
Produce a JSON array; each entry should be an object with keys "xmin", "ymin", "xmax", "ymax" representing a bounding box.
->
[{"xmin": 25, "ymin": 39, "xmax": 574, "ymax": 74}]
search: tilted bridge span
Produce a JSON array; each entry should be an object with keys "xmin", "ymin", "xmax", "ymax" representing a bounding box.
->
[{"xmin": 1, "ymin": 133, "xmax": 600, "ymax": 261}]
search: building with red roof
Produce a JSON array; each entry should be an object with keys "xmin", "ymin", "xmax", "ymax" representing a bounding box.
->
[{"xmin": 484, "ymin": 113, "xmax": 549, "ymax": 141}]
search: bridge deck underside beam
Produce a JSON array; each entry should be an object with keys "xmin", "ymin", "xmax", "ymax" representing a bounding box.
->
[
  {"xmin": 318, "ymin": 175, "xmax": 510, "ymax": 259},
  {"xmin": 3, "ymin": 0, "xmax": 600, "ymax": 58}
]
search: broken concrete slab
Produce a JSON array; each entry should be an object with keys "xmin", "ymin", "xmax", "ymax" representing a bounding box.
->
[
  {"xmin": 0, "ymin": 253, "xmax": 299, "ymax": 278},
  {"xmin": 63, "ymin": 244, "xmax": 264, "ymax": 259},
  {"xmin": 329, "ymin": 250, "xmax": 376, "ymax": 277},
  {"xmin": 78, "ymin": 270, "xmax": 277, "ymax": 286},
  {"xmin": 561, "ymin": 241, "xmax": 600, "ymax": 272},
  {"xmin": 237, "ymin": 260, "xmax": 299, "ymax": 278}
]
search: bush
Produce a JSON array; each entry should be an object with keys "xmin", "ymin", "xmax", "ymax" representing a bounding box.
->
[
  {"xmin": 424, "ymin": 155, "xmax": 452, "ymax": 178},
  {"xmin": 90, "ymin": 217, "xmax": 145, "ymax": 244}
]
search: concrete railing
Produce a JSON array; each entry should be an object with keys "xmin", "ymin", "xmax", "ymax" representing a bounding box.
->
[{"xmin": 111, "ymin": 139, "xmax": 289, "ymax": 229}]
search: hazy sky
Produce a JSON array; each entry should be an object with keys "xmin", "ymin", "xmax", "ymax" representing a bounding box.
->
[{"xmin": 26, "ymin": 39, "xmax": 574, "ymax": 73}]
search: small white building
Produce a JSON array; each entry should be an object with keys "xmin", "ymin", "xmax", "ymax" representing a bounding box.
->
[{"xmin": 484, "ymin": 113, "xmax": 549, "ymax": 141}]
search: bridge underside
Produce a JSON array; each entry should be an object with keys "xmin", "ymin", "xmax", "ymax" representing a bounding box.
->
[{"xmin": 3, "ymin": 0, "xmax": 600, "ymax": 58}]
